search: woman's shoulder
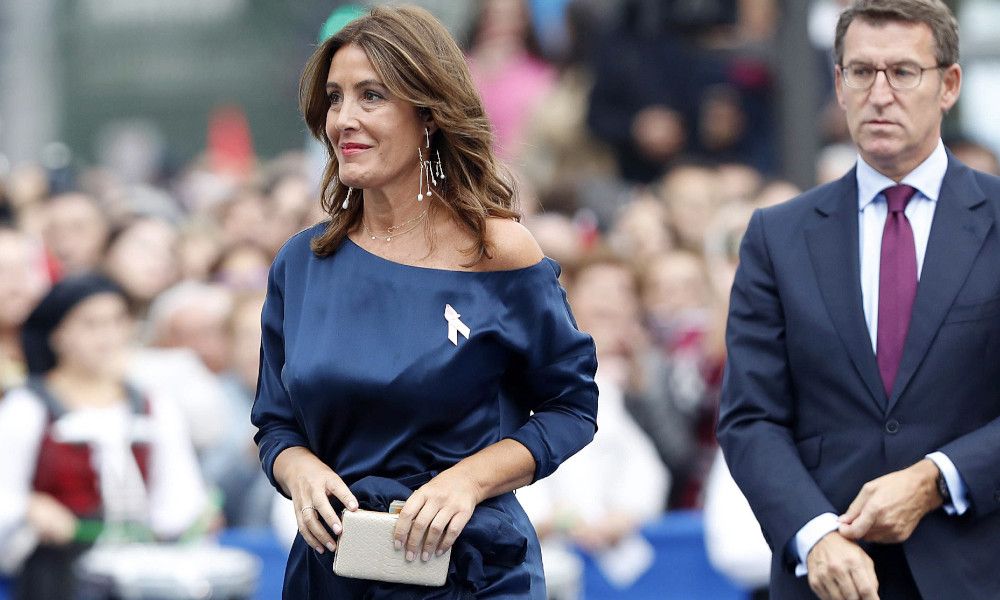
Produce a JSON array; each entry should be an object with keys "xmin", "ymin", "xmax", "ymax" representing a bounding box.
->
[
  {"xmin": 283, "ymin": 221, "xmax": 328, "ymax": 253},
  {"xmin": 480, "ymin": 218, "xmax": 544, "ymax": 272},
  {"xmin": 271, "ymin": 221, "xmax": 330, "ymax": 269}
]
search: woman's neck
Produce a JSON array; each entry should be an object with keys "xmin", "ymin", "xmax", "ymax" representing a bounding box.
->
[
  {"xmin": 46, "ymin": 367, "xmax": 125, "ymax": 409},
  {"xmin": 361, "ymin": 179, "xmax": 435, "ymax": 232}
]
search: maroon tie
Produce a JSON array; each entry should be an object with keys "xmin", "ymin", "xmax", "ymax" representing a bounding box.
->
[{"xmin": 876, "ymin": 184, "xmax": 918, "ymax": 397}]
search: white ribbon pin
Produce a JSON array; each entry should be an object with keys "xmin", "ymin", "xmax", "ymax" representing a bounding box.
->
[{"xmin": 444, "ymin": 304, "xmax": 471, "ymax": 346}]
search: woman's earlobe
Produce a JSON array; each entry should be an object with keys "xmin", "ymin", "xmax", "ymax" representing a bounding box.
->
[{"xmin": 419, "ymin": 108, "xmax": 437, "ymax": 132}]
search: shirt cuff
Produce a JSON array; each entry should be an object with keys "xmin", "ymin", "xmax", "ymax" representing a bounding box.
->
[
  {"xmin": 792, "ymin": 512, "xmax": 840, "ymax": 577},
  {"xmin": 926, "ymin": 451, "xmax": 970, "ymax": 516}
]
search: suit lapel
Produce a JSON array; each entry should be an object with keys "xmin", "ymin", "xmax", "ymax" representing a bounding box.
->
[
  {"xmin": 887, "ymin": 158, "xmax": 994, "ymax": 412},
  {"xmin": 806, "ymin": 169, "xmax": 888, "ymax": 411}
]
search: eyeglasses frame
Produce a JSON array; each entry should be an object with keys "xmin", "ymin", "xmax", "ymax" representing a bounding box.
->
[{"xmin": 838, "ymin": 61, "xmax": 949, "ymax": 91}]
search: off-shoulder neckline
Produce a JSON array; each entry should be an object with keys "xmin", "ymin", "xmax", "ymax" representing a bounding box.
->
[{"xmin": 343, "ymin": 236, "xmax": 554, "ymax": 276}]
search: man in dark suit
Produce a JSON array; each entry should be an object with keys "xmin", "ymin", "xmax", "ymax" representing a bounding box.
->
[{"xmin": 718, "ymin": 1, "xmax": 1000, "ymax": 598}]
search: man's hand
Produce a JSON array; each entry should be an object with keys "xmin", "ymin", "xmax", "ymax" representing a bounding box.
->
[
  {"xmin": 838, "ymin": 459, "xmax": 943, "ymax": 543},
  {"xmin": 807, "ymin": 531, "xmax": 879, "ymax": 600}
]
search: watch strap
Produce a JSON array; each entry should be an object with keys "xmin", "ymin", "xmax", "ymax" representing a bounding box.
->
[{"xmin": 936, "ymin": 471, "xmax": 952, "ymax": 504}]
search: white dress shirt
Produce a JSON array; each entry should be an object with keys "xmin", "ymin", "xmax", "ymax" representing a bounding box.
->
[{"xmin": 793, "ymin": 140, "xmax": 970, "ymax": 575}]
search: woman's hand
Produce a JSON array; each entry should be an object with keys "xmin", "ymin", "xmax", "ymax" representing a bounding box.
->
[
  {"xmin": 27, "ymin": 493, "xmax": 77, "ymax": 545},
  {"xmin": 273, "ymin": 446, "xmax": 359, "ymax": 555},
  {"xmin": 393, "ymin": 467, "xmax": 483, "ymax": 563}
]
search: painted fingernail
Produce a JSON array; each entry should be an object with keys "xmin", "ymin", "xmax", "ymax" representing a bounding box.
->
[
  {"xmin": 436, "ymin": 549, "xmax": 445, "ymax": 557},
  {"xmin": 348, "ymin": 500, "xmax": 359, "ymax": 510},
  {"xmin": 315, "ymin": 546, "xmax": 324, "ymax": 554},
  {"xmin": 406, "ymin": 551, "xmax": 415, "ymax": 562},
  {"xmin": 394, "ymin": 540, "xmax": 403, "ymax": 551},
  {"xmin": 421, "ymin": 551, "xmax": 430, "ymax": 562},
  {"xmin": 326, "ymin": 542, "xmax": 336, "ymax": 552},
  {"xmin": 332, "ymin": 523, "xmax": 342, "ymax": 536}
]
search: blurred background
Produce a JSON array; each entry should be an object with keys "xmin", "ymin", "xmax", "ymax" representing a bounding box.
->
[{"xmin": 1, "ymin": 0, "xmax": 999, "ymax": 598}]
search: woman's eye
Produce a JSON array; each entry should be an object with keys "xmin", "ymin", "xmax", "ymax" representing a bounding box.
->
[
  {"xmin": 327, "ymin": 92, "xmax": 342, "ymax": 105},
  {"xmin": 363, "ymin": 90, "xmax": 384, "ymax": 102}
]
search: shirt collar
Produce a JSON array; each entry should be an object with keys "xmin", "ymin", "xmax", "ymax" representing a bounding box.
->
[{"xmin": 856, "ymin": 139, "xmax": 947, "ymax": 211}]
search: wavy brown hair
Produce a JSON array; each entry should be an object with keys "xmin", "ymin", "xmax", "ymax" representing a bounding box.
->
[{"xmin": 301, "ymin": 5, "xmax": 520, "ymax": 262}]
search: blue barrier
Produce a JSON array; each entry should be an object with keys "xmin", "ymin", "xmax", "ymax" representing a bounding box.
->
[
  {"xmin": 579, "ymin": 510, "xmax": 747, "ymax": 599},
  {"xmin": 216, "ymin": 511, "xmax": 750, "ymax": 600},
  {"xmin": 0, "ymin": 512, "xmax": 750, "ymax": 599},
  {"xmin": 216, "ymin": 528, "xmax": 287, "ymax": 600}
]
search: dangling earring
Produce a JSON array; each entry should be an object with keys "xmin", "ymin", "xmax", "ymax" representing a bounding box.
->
[
  {"xmin": 417, "ymin": 148, "xmax": 425, "ymax": 202},
  {"xmin": 435, "ymin": 150, "xmax": 445, "ymax": 181},
  {"xmin": 341, "ymin": 187, "xmax": 353, "ymax": 210},
  {"xmin": 416, "ymin": 128, "xmax": 444, "ymax": 202},
  {"xmin": 427, "ymin": 151, "xmax": 437, "ymax": 191}
]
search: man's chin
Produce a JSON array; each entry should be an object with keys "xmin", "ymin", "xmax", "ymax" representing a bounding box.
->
[{"xmin": 858, "ymin": 142, "xmax": 901, "ymax": 165}]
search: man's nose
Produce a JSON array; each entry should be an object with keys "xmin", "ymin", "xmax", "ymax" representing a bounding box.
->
[{"xmin": 868, "ymin": 70, "xmax": 895, "ymax": 105}]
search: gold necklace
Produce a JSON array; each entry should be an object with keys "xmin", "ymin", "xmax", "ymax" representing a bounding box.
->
[{"xmin": 362, "ymin": 209, "xmax": 427, "ymax": 242}]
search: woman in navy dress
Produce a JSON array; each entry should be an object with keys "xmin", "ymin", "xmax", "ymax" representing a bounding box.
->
[{"xmin": 250, "ymin": 6, "xmax": 598, "ymax": 598}]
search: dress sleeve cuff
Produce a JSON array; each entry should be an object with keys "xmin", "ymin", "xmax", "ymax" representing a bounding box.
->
[
  {"xmin": 792, "ymin": 512, "xmax": 840, "ymax": 576},
  {"xmin": 926, "ymin": 451, "xmax": 970, "ymax": 516},
  {"xmin": 503, "ymin": 430, "xmax": 551, "ymax": 483},
  {"xmin": 258, "ymin": 434, "xmax": 309, "ymax": 498}
]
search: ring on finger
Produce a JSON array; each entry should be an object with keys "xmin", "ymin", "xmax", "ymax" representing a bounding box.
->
[{"xmin": 301, "ymin": 505, "xmax": 317, "ymax": 516}]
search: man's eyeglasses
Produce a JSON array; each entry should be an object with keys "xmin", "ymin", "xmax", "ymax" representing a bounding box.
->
[{"xmin": 840, "ymin": 61, "xmax": 946, "ymax": 90}]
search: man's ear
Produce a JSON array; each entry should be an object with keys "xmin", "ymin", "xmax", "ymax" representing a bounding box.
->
[
  {"xmin": 834, "ymin": 65, "xmax": 847, "ymax": 111},
  {"xmin": 939, "ymin": 63, "xmax": 962, "ymax": 114}
]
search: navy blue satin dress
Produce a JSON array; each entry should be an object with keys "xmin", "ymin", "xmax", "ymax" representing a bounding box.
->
[{"xmin": 251, "ymin": 225, "xmax": 598, "ymax": 599}]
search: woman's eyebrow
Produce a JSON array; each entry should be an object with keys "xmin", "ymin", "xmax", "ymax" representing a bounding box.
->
[{"xmin": 325, "ymin": 79, "xmax": 386, "ymax": 90}]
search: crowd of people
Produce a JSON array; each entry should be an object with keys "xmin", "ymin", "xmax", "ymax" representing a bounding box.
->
[{"xmin": 1, "ymin": 0, "xmax": 999, "ymax": 598}]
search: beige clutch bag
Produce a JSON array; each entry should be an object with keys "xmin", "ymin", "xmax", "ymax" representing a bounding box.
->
[{"xmin": 333, "ymin": 501, "xmax": 450, "ymax": 587}]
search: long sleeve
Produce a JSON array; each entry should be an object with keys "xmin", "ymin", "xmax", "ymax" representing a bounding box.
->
[
  {"xmin": 599, "ymin": 376, "xmax": 669, "ymax": 521},
  {"xmin": 0, "ymin": 390, "xmax": 46, "ymax": 572},
  {"xmin": 146, "ymin": 394, "xmax": 210, "ymax": 539},
  {"xmin": 925, "ymin": 452, "xmax": 970, "ymax": 515},
  {"xmin": 502, "ymin": 260, "xmax": 599, "ymax": 483},
  {"xmin": 936, "ymin": 421, "xmax": 1000, "ymax": 518},
  {"xmin": 717, "ymin": 209, "xmax": 837, "ymax": 566},
  {"xmin": 792, "ymin": 514, "xmax": 840, "ymax": 575},
  {"xmin": 515, "ymin": 375, "xmax": 664, "ymax": 528},
  {"xmin": 703, "ymin": 449, "xmax": 772, "ymax": 590},
  {"xmin": 250, "ymin": 252, "xmax": 310, "ymax": 496}
]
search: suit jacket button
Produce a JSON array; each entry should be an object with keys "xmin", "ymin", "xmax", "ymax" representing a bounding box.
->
[{"xmin": 884, "ymin": 419, "xmax": 900, "ymax": 434}]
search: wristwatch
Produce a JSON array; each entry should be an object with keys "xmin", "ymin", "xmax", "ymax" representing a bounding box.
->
[{"xmin": 936, "ymin": 471, "xmax": 952, "ymax": 505}]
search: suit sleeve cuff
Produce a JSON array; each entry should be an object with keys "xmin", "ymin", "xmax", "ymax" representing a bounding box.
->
[
  {"xmin": 926, "ymin": 451, "xmax": 970, "ymax": 516},
  {"xmin": 791, "ymin": 512, "xmax": 840, "ymax": 577}
]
